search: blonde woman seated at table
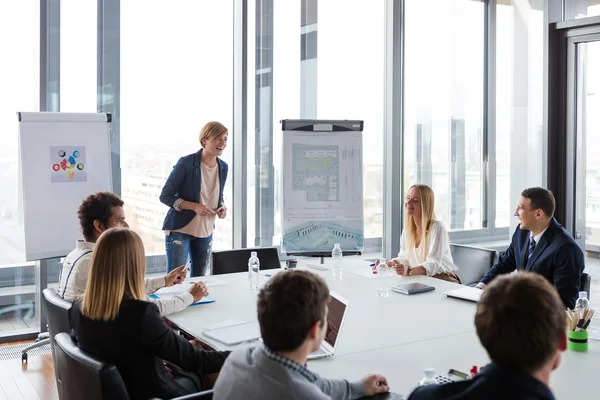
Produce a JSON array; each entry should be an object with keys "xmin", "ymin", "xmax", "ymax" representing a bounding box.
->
[{"xmin": 386, "ymin": 184, "xmax": 461, "ymax": 284}]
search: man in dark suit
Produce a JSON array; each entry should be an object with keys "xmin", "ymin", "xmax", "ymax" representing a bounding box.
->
[
  {"xmin": 409, "ymin": 272, "xmax": 567, "ymax": 400},
  {"xmin": 475, "ymin": 187, "xmax": 584, "ymax": 308}
]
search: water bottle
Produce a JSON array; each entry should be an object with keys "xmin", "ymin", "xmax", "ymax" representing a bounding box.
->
[
  {"xmin": 248, "ymin": 251, "xmax": 260, "ymax": 290},
  {"xmin": 419, "ymin": 368, "xmax": 438, "ymax": 386},
  {"xmin": 575, "ymin": 291, "xmax": 590, "ymax": 311},
  {"xmin": 376, "ymin": 258, "xmax": 390, "ymax": 297},
  {"xmin": 331, "ymin": 243, "xmax": 343, "ymax": 280}
]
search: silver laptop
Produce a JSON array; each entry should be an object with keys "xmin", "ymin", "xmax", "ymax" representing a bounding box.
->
[
  {"xmin": 308, "ymin": 291, "xmax": 349, "ymax": 360},
  {"xmin": 443, "ymin": 286, "xmax": 483, "ymax": 303}
]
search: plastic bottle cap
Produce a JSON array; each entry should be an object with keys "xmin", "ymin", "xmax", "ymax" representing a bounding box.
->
[
  {"xmin": 251, "ymin": 251, "xmax": 257, "ymax": 257},
  {"xmin": 579, "ymin": 291, "xmax": 588, "ymax": 298},
  {"xmin": 424, "ymin": 368, "xmax": 436, "ymax": 378}
]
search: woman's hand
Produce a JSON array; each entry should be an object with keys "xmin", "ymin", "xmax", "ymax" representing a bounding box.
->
[
  {"xmin": 194, "ymin": 204, "xmax": 216, "ymax": 216},
  {"xmin": 216, "ymin": 206, "xmax": 227, "ymax": 219},
  {"xmin": 393, "ymin": 263, "xmax": 410, "ymax": 276},
  {"xmin": 188, "ymin": 282, "xmax": 209, "ymax": 302}
]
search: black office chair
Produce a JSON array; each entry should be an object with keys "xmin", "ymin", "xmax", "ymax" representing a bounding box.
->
[
  {"xmin": 450, "ymin": 244, "xmax": 497, "ymax": 286},
  {"xmin": 581, "ymin": 272, "xmax": 591, "ymax": 300},
  {"xmin": 211, "ymin": 247, "xmax": 280, "ymax": 275},
  {"xmin": 21, "ymin": 288, "xmax": 73, "ymax": 363},
  {"xmin": 54, "ymin": 332, "xmax": 132, "ymax": 400}
]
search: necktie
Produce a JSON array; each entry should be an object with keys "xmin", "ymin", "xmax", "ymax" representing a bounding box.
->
[{"xmin": 528, "ymin": 236, "xmax": 536, "ymax": 260}]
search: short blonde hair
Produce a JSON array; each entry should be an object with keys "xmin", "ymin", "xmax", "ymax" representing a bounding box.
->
[
  {"xmin": 81, "ymin": 228, "xmax": 146, "ymax": 321},
  {"xmin": 199, "ymin": 121, "xmax": 228, "ymax": 147}
]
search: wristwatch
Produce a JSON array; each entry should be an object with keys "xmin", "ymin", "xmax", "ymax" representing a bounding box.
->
[
  {"xmin": 173, "ymin": 198, "xmax": 183, "ymax": 211},
  {"xmin": 407, "ymin": 266, "xmax": 412, "ymax": 276}
]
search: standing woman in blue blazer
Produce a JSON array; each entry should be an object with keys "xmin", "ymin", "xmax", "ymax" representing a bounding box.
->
[{"xmin": 160, "ymin": 122, "xmax": 229, "ymax": 276}]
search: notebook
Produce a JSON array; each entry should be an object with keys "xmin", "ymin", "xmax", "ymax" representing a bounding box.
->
[
  {"xmin": 443, "ymin": 286, "xmax": 483, "ymax": 303},
  {"xmin": 390, "ymin": 282, "xmax": 435, "ymax": 295},
  {"xmin": 148, "ymin": 292, "xmax": 215, "ymax": 306},
  {"xmin": 308, "ymin": 291, "xmax": 350, "ymax": 360},
  {"xmin": 202, "ymin": 321, "xmax": 261, "ymax": 346}
]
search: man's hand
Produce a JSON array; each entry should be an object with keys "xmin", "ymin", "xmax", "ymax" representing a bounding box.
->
[
  {"xmin": 475, "ymin": 282, "xmax": 486, "ymax": 290},
  {"xmin": 216, "ymin": 206, "xmax": 227, "ymax": 219},
  {"xmin": 362, "ymin": 374, "xmax": 390, "ymax": 396},
  {"xmin": 164, "ymin": 265, "xmax": 187, "ymax": 287},
  {"xmin": 188, "ymin": 282, "xmax": 209, "ymax": 302}
]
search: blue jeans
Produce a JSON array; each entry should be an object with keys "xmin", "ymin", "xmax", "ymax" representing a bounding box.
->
[{"xmin": 165, "ymin": 232, "xmax": 213, "ymax": 277}]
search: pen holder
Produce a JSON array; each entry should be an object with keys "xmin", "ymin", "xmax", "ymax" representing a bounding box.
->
[{"xmin": 567, "ymin": 330, "xmax": 588, "ymax": 352}]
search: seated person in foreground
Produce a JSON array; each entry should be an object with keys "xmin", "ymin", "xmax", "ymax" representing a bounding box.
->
[
  {"xmin": 408, "ymin": 272, "xmax": 566, "ymax": 400},
  {"xmin": 58, "ymin": 191, "xmax": 207, "ymax": 316},
  {"xmin": 476, "ymin": 187, "xmax": 584, "ymax": 308},
  {"xmin": 71, "ymin": 227, "xmax": 230, "ymax": 400},
  {"xmin": 385, "ymin": 184, "xmax": 460, "ymax": 283},
  {"xmin": 213, "ymin": 270, "xmax": 390, "ymax": 400}
]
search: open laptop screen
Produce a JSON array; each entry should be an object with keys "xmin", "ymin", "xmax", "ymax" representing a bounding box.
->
[{"xmin": 324, "ymin": 294, "xmax": 346, "ymax": 348}]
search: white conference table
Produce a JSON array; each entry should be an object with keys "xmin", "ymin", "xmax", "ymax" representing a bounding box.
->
[{"xmin": 165, "ymin": 256, "xmax": 598, "ymax": 399}]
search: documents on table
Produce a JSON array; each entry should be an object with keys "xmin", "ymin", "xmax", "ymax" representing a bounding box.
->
[
  {"xmin": 349, "ymin": 268, "xmax": 397, "ymax": 279},
  {"xmin": 149, "ymin": 291, "xmax": 214, "ymax": 305}
]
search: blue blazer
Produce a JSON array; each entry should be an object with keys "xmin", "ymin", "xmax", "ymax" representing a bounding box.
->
[
  {"xmin": 408, "ymin": 363, "xmax": 555, "ymax": 400},
  {"xmin": 160, "ymin": 149, "xmax": 228, "ymax": 231},
  {"xmin": 480, "ymin": 218, "xmax": 584, "ymax": 308}
]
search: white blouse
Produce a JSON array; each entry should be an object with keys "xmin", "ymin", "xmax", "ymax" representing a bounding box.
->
[{"xmin": 393, "ymin": 221, "xmax": 458, "ymax": 276}]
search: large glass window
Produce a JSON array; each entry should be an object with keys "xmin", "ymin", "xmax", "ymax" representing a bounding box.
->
[
  {"xmin": 247, "ymin": 0, "xmax": 385, "ymax": 248},
  {"xmin": 564, "ymin": 0, "xmax": 600, "ymax": 20},
  {"xmin": 404, "ymin": 0, "xmax": 485, "ymax": 231},
  {"xmin": 61, "ymin": 0, "xmax": 97, "ymax": 112},
  {"xmin": 120, "ymin": 1, "xmax": 234, "ymax": 255},
  {"xmin": 0, "ymin": 0, "xmax": 39, "ymax": 336},
  {"xmin": 496, "ymin": 1, "xmax": 544, "ymax": 231}
]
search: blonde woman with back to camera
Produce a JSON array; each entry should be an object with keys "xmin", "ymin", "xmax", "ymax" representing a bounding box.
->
[
  {"xmin": 70, "ymin": 228, "xmax": 230, "ymax": 399},
  {"xmin": 384, "ymin": 184, "xmax": 461, "ymax": 283}
]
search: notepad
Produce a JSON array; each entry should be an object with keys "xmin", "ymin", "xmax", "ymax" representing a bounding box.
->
[
  {"xmin": 443, "ymin": 286, "xmax": 482, "ymax": 303},
  {"xmin": 390, "ymin": 282, "xmax": 435, "ymax": 295},
  {"xmin": 149, "ymin": 292, "xmax": 215, "ymax": 306},
  {"xmin": 202, "ymin": 321, "xmax": 261, "ymax": 345}
]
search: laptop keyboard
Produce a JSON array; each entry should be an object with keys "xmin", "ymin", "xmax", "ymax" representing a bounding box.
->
[{"xmin": 310, "ymin": 348, "xmax": 326, "ymax": 356}]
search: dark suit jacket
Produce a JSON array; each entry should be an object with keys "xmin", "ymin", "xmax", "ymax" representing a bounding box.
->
[
  {"xmin": 71, "ymin": 299, "xmax": 229, "ymax": 400},
  {"xmin": 408, "ymin": 363, "xmax": 555, "ymax": 400},
  {"xmin": 480, "ymin": 218, "xmax": 584, "ymax": 308},
  {"xmin": 160, "ymin": 149, "xmax": 228, "ymax": 230}
]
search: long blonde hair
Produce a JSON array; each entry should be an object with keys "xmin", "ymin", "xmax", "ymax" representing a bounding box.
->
[
  {"xmin": 81, "ymin": 228, "xmax": 147, "ymax": 321},
  {"xmin": 404, "ymin": 184, "xmax": 436, "ymax": 262}
]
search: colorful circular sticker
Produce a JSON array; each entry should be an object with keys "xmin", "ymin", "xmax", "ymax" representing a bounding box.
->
[
  {"xmin": 52, "ymin": 164, "xmax": 60, "ymax": 171},
  {"xmin": 73, "ymin": 150, "xmax": 80, "ymax": 158},
  {"xmin": 76, "ymin": 163, "xmax": 85, "ymax": 171},
  {"xmin": 66, "ymin": 170, "xmax": 75, "ymax": 179},
  {"xmin": 58, "ymin": 150, "xmax": 66, "ymax": 157}
]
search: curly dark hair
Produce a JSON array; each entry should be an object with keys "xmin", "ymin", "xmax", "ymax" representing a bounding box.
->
[{"xmin": 78, "ymin": 192, "xmax": 124, "ymax": 241}]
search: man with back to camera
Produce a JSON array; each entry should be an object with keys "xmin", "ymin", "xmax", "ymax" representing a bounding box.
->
[
  {"xmin": 213, "ymin": 270, "xmax": 390, "ymax": 399},
  {"xmin": 409, "ymin": 272, "xmax": 567, "ymax": 399},
  {"xmin": 58, "ymin": 191, "xmax": 208, "ymax": 315},
  {"xmin": 475, "ymin": 187, "xmax": 584, "ymax": 308}
]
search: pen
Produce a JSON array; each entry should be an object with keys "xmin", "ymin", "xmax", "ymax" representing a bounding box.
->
[
  {"xmin": 265, "ymin": 274, "xmax": 272, "ymax": 277},
  {"xmin": 174, "ymin": 260, "xmax": 192, "ymax": 285}
]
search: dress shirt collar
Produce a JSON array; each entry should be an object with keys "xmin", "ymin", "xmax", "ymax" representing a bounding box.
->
[
  {"xmin": 261, "ymin": 345, "xmax": 317, "ymax": 383},
  {"xmin": 75, "ymin": 239, "xmax": 96, "ymax": 251},
  {"xmin": 531, "ymin": 224, "xmax": 549, "ymax": 245}
]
